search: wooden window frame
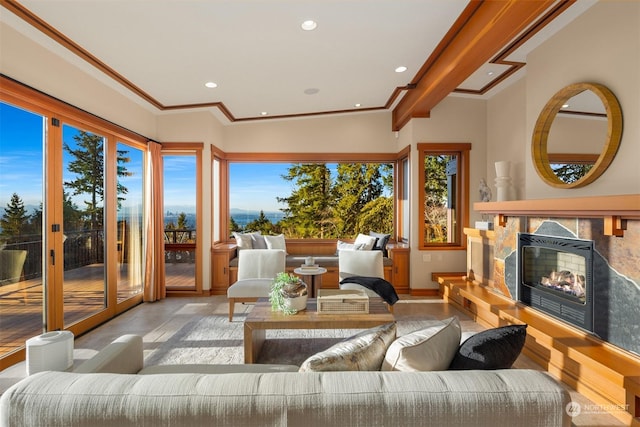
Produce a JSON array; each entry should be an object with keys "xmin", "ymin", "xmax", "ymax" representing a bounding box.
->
[
  {"xmin": 417, "ymin": 143, "xmax": 471, "ymax": 250},
  {"xmin": 218, "ymin": 152, "xmax": 407, "ymax": 244}
]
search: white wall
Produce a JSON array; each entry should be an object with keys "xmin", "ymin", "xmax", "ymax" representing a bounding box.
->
[
  {"xmin": 221, "ymin": 111, "xmax": 396, "ymax": 153},
  {"xmin": 400, "ymin": 96, "xmax": 488, "ymax": 290},
  {"xmin": 486, "ymin": 1, "xmax": 640, "ymax": 200},
  {"xmin": 524, "ymin": 1, "xmax": 640, "ymax": 198},
  {"xmin": 0, "ymin": 18, "xmax": 157, "ymax": 138},
  {"xmin": 486, "ymin": 78, "xmax": 527, "ymax": 201}
]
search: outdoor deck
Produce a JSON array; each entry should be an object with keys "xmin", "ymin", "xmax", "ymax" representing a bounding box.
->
[{"xmin": 0, "ymin": 262, "xmax": 194, "ymax": 358}]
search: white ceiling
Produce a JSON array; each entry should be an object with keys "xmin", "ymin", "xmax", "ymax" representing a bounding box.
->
[{"xmin": 2, "ymin": 0, "xmax": 596, "ymax": 123}]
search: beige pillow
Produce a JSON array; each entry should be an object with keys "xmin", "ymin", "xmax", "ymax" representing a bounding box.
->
[
  {"xmin": 354, "ymin": 233, "xmax": 377, "ymax": 250},
  {"xmin": 264, "ymin": 233, "xmax": 286, "ymax": 251},
  {"xmin": 381, "ymin": 316, "xmax": 461, "ymax": 372},
  {"xmin": 299, "ymin": 322, "xmax": 397, "ymax": 372}
]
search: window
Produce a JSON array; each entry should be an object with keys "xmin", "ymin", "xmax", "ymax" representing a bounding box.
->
[
  {"xmin": 225, "ymin": 156, "xmax": 398, "ymax": 240},
  {"xmin": 228, "ymin": 162, "xmax": 393, "ymax": 238},
  {"xmin": 418, "ymin": 143, "xmax": 470, "ymax": 249}
]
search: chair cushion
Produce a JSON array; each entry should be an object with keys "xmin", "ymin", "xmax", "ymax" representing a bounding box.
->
[
  {"xmin": 227, "ymin": 278, "xmax": 273, "ymax": 298},
  {"xmin": 299, "ymin": 322, "xmax": 397, "ymax": 372},
  {"xmin": 381, "ymin": 317, "xmax": 461, "ymax": 372}
]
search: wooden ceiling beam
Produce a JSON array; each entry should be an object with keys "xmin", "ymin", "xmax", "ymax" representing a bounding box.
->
[{"xmin": 392, "ymin": 0, "xmax": 557, "ymax": 132}]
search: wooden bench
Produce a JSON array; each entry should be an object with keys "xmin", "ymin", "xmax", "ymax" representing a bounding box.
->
[{"xmin": 435, "ymin": 272, "xmax": 640, "ymax": 426}]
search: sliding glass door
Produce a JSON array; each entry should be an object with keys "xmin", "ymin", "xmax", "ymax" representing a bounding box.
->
[
  {"xmin": 0, "ymin": 102, "xmax": 46, "ymax": 360},
  {"xmin": 0, "ymin": 81, "xmax": 147, "ymax": 368},
  {"xmin": 60, "ymin": 124, "xmax": 107, "ymax": 327}
]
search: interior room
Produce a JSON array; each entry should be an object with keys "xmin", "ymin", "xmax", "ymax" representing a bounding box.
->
[{"xmin": 0, "ymin": 0, "xmax": 638, "ymax": 425}]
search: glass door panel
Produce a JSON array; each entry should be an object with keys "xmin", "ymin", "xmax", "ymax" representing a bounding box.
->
[
  {"xmin": 116, "ymin": 142, "xmax": 144, "ymax": 302},
  {"xmin": 163, "ymin": 155, "xmax": 196, "ymax": 289},
  {"xmin": 0, "ymin": 102, "xmax": 45, "ymax": 359},
  {"xmin": 61, "ymin": 125, "xmax": 106, "ymax": 326}
]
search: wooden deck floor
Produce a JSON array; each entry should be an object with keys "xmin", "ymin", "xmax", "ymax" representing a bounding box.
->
[{"xmin": 0, "ymin": 262, "xmax": 194, "ymax": 358}]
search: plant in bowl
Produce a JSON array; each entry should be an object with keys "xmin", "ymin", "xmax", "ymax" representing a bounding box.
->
[{"xmin": 269, "ymin": 272, "xmax": 308, "ymax": 314}]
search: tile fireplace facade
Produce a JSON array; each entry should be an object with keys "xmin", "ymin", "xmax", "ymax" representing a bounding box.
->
[{"xmin": 485, "ymin": 216, "xmax": 640, "ymax": 356}]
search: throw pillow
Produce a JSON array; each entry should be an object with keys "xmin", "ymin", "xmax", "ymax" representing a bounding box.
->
[
  {"xmin": 232, "ymin": 231, "xmax": 255, "ymax": 250},
  {"xmin": 448, "ymin": 324, "xmax": 528, "ymax": 370},
  {"xmin": 369, "ymin": 231, "xmax": 391, "ymax": 256},
  {"xmin": 336, "ymin": 240, "xmax": 365, "ymax": 252},
  {"xmin": 354, "ymin": 233, "xmax": 377, "ymax": 250},
  {"xmin": 299, "ymin": 322, "xmax": 397, "ymax": 372},
  {"xmin": 264, "ymin": 234, "xmax": 287, "ymax": 252},
  {"xmin": 251, "ymin": 232, "xmax": 267, "ymax": 249},
  {"xmin": 381, "ymin": 317, "xmax": 461, "ymax": 372}
]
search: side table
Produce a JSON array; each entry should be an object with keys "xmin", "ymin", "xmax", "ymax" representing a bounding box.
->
[{"xmin": 293, "ymin": 267, "xmax": 327, "ymax": 298}]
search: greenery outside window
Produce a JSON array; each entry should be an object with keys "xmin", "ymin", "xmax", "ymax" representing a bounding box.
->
[
  {"xmin": 418, "ymin": 143, "xmax": 470, "ymax": 249},
  {"xmin": 228, "ymin": 161, "xmax": 394, "ymax": 239}
]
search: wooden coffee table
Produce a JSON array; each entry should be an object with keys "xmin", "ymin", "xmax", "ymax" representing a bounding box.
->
[{"xmin": 243, "ymin": 298, "xmax": 395, "ymax": 363}]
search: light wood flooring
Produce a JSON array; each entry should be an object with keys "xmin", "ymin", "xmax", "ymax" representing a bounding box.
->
[{"xmin": 0, "ymin": 295, "xmax": 625, "ymax": 426}]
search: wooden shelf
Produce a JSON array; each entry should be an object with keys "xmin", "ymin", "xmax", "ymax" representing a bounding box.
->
[
  {"xmin": 474, "ymin": 194, "xmax": 640, "ymax": 236},
  {"xmin": 475, "ymin": 194, "xmax": 639, "ymax": 217}
]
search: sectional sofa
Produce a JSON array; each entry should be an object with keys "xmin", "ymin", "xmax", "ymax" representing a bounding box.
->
[{"xmin": 0, "ymin": 334, "xmax": 572, "ymax": 426}]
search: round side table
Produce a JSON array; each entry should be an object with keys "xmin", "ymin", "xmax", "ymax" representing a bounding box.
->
[{"xmin": 293, "ymin": 267, "xmax": 327, "ymax": 298}]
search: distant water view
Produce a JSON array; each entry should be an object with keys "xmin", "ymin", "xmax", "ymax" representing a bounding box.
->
[
  {"xmin": 162, "ymin": 210, "xmax": 286, "ymax": 230},
  {"xmin": 231, "ymin": 210, "xmax": 286, "ymax": 229}
]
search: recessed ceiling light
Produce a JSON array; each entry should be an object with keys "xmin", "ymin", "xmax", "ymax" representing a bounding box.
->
[
  {"xmin": 354, "ymin": 103, "xmax": 361, "ymax": 108},
  {"xmin": 304, "ymin": 88, "xmax": 319, "ymax": 95},
  {"xmin": 395, "ymin": 66, "xmax": 407, "ymax": 73},
  {"xmin": 301, "ymin": 20, "xmax": 317, "ymax": 31},
  {"xmin": 205, "ymin": 82, "xmax": 218, "ymax": 88},
  {"xmin": 487, "ymin": 71, "xmax": 495, "ymax": 76},
  {"xmin": 562, "ymin": 104, "xmax": 570, "ymax": 109},
  {"xmin": 260, "ymin": 111, "xmax": 268, "ymax": 116}
]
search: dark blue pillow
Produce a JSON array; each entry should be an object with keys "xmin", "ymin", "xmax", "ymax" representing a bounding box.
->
[{"xmin": 448, "ymin": 324, "xmax": 527, "ymax": 370}]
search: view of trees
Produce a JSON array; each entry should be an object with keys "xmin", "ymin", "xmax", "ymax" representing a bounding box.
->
[
  {"xmin": 551, "ymin": 163, "xmax": 593, "ymax": 184},
  {"xmin": 231, "ymin": 162, "xmax": 394, "ymax": 238},
  {"xmin": 423, "ymin": 154, "xmax": 453, "ymax": 244}
]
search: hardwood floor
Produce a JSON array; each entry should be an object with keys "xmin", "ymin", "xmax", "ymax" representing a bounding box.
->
[
  {"xmin": 0, "ymin": 262, "xmax": 193, "ymax": 357},
  {"xmin": 0, "ymin": 294, "xmax": 625, "ymax": 426}
]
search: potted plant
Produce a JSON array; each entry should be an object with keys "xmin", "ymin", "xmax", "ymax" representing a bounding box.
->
[{"xmin": 269, "ymin": 272, "xmax": 308, "ymax": 314}]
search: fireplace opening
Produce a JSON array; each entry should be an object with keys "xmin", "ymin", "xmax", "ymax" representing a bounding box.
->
[{"xmin": 517, "ymin": 233, "xmax": 594, "ymax": 333}]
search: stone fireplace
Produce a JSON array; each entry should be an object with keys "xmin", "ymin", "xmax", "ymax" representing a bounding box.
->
[{"xmin": 516, "ymin": 233, "xmax": 594, "ymax": 333}]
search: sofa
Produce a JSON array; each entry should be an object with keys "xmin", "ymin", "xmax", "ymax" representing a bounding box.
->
[{"xmin": 0, "ymin": 334, "xmax": 572, "ymax": 427}]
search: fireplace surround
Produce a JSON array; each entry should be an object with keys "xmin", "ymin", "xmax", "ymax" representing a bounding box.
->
[{"xmin": 516, "ymin": 233, "xmax": 594, "ymax": 333}]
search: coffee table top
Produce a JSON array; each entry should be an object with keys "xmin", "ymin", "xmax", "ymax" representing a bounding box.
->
[{"xmin": 245, "ymin": 298, "xmax": 394, "ymax": 330}]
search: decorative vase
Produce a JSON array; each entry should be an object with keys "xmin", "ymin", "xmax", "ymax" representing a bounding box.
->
[
  {"xmin": 270, "ymin": 272, "xmax": 308, "ymax": 314},
  {"xmin": 494, "ymin": 160, "xmax": 512, "ymax": 202}
]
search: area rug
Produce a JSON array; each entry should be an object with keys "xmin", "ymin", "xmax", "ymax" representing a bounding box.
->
[{"xmin": 144, "ymin": 306, "xmax": 443, "ymax": 367}]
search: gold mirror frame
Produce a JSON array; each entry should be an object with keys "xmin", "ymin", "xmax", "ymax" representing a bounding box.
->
[{"xmin": 532, "ymin": 82, "xmax": 623, "ymax": 188}]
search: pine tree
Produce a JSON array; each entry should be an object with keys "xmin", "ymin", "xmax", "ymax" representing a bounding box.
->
[
  {"xmin": 332, "ymin": 163, "xmax": 385, "ymax": 236},
  {"xmin": 64, "ymin": 131, "xmax": 131, "ymax": 231},
  {"xmin": 245, "ymin": 211, "xmax": 277, "ymax": 235},
  {"xmin": 423, "ymin": 154, "xmax": 450, "ymax": 243},
  {"xmin": 277, "ymin": 164, "xmax": 335, "ymax": 238},
  {"xmin": 0, "ymin": 193, "xmax": 29, "ymax": 242}
]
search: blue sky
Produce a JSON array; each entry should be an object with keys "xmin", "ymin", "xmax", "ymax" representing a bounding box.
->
[
  {"xmin": 0, "ymin": 103, "xmax": 44, "ymax": 209},
  {"xmin": 229, "ymin": 163, "xmax": 295, "ymax": 212}
]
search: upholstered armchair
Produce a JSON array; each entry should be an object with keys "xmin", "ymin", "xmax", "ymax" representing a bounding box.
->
[{"xmin": 226, "ymin": 249, "xmax": 285, "ymax": 321}]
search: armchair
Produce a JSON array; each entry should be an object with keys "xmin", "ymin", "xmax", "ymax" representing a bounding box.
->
[{"xmin": 226, "ymin": 249, "xmax": 285, "ymax": 321}]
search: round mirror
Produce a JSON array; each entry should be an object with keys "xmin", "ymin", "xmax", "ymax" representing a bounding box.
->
[{"xmin": 532, "ymin": 82, "xmax": 623, "ymax": 188}]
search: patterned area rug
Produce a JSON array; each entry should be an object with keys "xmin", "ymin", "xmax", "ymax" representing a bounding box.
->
[{"xmin": 144, "ymin": 306, "xmax": 444, "ymax": 367}]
